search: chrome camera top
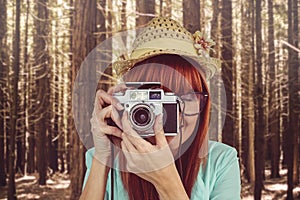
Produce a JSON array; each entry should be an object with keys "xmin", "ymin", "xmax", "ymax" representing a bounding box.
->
[{"xmin": 113, "ymin": 82, "xmax": 180, "ymax": 137}]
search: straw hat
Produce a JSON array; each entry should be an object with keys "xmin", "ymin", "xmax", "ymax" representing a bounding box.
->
[{"xmin": 114, "ymin": 17, "xmax": 221, "ymax": 80}]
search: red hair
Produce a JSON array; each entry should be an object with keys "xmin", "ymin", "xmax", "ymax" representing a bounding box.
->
[{"xmin": 119, "ymin": 55, "xmax": 211, "ymax": 199}]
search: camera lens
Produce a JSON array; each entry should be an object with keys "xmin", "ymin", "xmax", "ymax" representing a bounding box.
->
[{"xmin": 132, "ymin": 107, "xmax": 151, "ymax": 126}]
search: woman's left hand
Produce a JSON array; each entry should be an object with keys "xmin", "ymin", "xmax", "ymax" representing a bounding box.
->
[{"xmin": 120, "ymin": 112, "xmax": 189, "ymax": 199}]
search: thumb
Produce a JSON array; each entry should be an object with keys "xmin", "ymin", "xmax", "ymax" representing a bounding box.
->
[{"xmin": 154, "ymin": 114, "xmax": 167, "ymax": 147}]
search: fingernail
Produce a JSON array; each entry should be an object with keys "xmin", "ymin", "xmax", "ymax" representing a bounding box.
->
[
  {"xmin": 116, "ymin": 103, "xmax": 124, "ymax": 110},
  {"xmin": 118, "ymin": 122, "xmax": 123, "ymax": 130},
  {"xmin": 158, "ymin": 114, "xmax": 163, "ymax": 124}
]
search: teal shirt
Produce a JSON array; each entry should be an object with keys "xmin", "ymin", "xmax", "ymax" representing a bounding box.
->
[{"xmin": 83, "ymin": 141, "xmax": 241, "ymax": 199}]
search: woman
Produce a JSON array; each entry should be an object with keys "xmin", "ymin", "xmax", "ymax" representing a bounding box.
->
[{"xmin": 80, "ymin": 17, "xmax": 241, "ymax": 200}]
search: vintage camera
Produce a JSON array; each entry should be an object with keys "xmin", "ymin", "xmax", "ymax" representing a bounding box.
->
[{"xmin": 112, "ymin": 82, "xmax": 180, "ymax": 137}]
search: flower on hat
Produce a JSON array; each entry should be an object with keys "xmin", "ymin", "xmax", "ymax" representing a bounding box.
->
[{"xmin": 193, "ymin": 31, "xmax": 216, "ymax": 57}]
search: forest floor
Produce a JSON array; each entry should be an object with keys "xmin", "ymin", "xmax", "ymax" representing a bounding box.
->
[
  {"xmin": 241, "ymin": 168, "xmax": 300, "ymax": 200},
  {"xmin": 0, "ymin": 169, "xmax": 300, "ymax": 199},
  {"xmin": 0, "ymin": 173, "xmax": 70, "ymax": 200}
]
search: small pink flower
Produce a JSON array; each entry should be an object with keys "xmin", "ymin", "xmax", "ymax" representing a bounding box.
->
[{"xmin": 193, "ymin": 31, "xmax": 216, "ymax": 57}]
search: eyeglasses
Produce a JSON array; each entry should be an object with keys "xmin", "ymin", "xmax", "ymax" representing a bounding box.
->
[{"xmin": 179, "ymin": 92, "xmax": 208, "ymax": 116}]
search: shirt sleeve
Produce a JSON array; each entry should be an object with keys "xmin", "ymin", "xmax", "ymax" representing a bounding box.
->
[{"xmin": 209, "ymin": 147, "xmax": 241, "ymax": 200}]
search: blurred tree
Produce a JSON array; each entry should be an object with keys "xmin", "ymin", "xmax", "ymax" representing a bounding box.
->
[
  {"xmin": 221, "ymin": 0, "xmax": 235, "ymax": 148},
  {"xmin": 16, "ymin": 0, "xmax": 28, "ymax": 175},
  {"xmin": 70, "ymin": 0, "xmax": 100, "ymax": 198},
  {"xmin": 27, "ymin": 64, "xmax": 36, "ymax": 173},
  {"xmin": 8, "ymin": 0, "xmax": 21, "ymax": 198},
  {"xmin": 34, "ymin": 0, "xmax": 50, "ymax": 185},
  {"xmin": 211, "ymin": 0, "xmax": 219, "ymax": 53},
  {"xmin": 159, "ymin": 0, "xmax": 171, "ymax": 17},
  {"xmin": 121, "ymin": 0, "xmax": 127, "ymax": 31},
  {"xmin": 241, "ymin": 0, "xmax": 255, "ymax": 187},
  {"xmin": 287, "ymin": 0, "xmax": 299, "ymax": 198},
  {"xmin": 254, "ymin": 0, "xmax": 265, "ymax": 198},
  {"xmin": 48, "ymin": 0, "xmax": 59, "ymax": 174},
  {"xmin": 136, "ymin": 0, "xmax": 155, "ymax": 26},
  {"xmin": 209, "ymin": 0, "xmax": 220, "ymax": 141},
  {"xmin": 268, "ymin": 0, "xmax": 280, "ymax": 179},
  {"xmin": 24, "ymin": 0, "xmax": 34, "ymax": 175},
  {"xmin": 67, "ymin": 0, "xmax": 74, "ymax": 174},
  {"xmin": 183, "ymin": 0, "xmax": 200, "ymax": 32},
  {"xmin": 291, "ymin": 0, "xmax": 299, "ymax": 186},
  {"xmin": 0, "ymin": 0, "xmax": 7, "ymax": 188}
]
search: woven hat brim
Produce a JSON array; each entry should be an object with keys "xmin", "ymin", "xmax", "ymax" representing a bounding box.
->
[{"xmin": 114, "ymin": 49, "xmax": 220, "ymax": 80}]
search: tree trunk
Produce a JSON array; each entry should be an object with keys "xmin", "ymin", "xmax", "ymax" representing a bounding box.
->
[
  {"xmin": 121, "ymin": 0, "xmax": 127, "ymax": 31},
  {"xmin": 34, "ymin": 0, "xmax": 50, "ymax": 185},
  {"xmin": 16, "ymin": 137, "xmax": 25, "ymax": 174},
  {"xmin": 254, "ymin": 0, "xmax": 265, "ymax": 198},
  {"xmin": 268, "ymin": 0, "xmax": 280, "ymax": 179},
  {"xmin": 287, "ymin": 0, "xmax": 293, "ymax": 197},
  {"xmin": 183, "ymin": 0, "xmax": 200, "ymax": 33},
  {"xmin": 249, "ymin": 1, "xmax": 256, "ymax": 189},
  {"xmin": 221, "ymin": 0, "xmax": 235, "ymax": 147},
  {"xmin": 0, "ymin": 0, "xmax": 7, "ymax": 187},
  {"xmin": 59, "ymin": 45, "xmax": 65, "ymax": 173},
  {"xmin": 22, "ymin": 0, "xmax": 30, "ymax": 176},
  {"xmin": 291, "ymin": 0, "xmax": 299, "ymax": 186},
  {"xmin": 160, "ymin": 0, "xmax": 172, "ymax": 17},
  {"xmin": 36, "ymin": 117, "xmax": 47, "ymax": 185},
  {"xmin": 16, "ymin": 89, "xmax": 25, "ymax": 174},
  {"xmin": 8, "ymin": 0, "xmax": 21, "ymax": 198},
  {"xmin": 70, "ymin": 0, "xmax": 100, "ymax": 198},
  {"xmin": 27, "ymin": 133, "xmax": 35, "ymax": 173},
  {"xmin": 209, "ymin": 0, "xmax": 221, "ymax": 142},
  {"xmin": 27, "ymin": 64, "xmax": 36, "ymax": 174},
  {"xmin": 287, "ymin": 0, "xmax": 299, "ymax": 197},
  {"xmin": 66, "ymin": 0, "xmax": 74, "ymax": 175},
  {"xmin": 136, "ymin": 0, "xmax": 155, "ymax": 27},
  {"xmin": 96, "ymin": 0, "xmax": 106, "ymax": 44},
  {"xmin": 48, "ymin": 133, "xmax": 59, "ymax": 173},
  {"xmin": 281, "ymin": 74, "xmax": 289, "ymax": 168},
  {"xmin": 48, "ymin": 12, "xmax": 59, "ymax": 174},
  {"xmin": 211, "ymin": 0, "xmax": 219, "ymax": 54},
  {"xmin": 241, "ymin": 0, "xmax": 255, "ymax": 187}
]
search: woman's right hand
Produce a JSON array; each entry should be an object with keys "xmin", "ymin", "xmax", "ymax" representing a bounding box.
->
[{"xmin": 90, "ymin": 85, "xmax": 125, "ymax": 165}]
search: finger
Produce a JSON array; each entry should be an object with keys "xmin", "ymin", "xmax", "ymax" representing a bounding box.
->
[
  {"xmin": 154, "ymin": 114, "xmax": 168, "ymax": 147},
  {"xmin": 95, "ymin": 90, "xmax": 123, "ymax": 111},
  {"xmin": 95, "ymin": 105, "xmax": 112, "ymax": 120},
  {"xmin": 98, "ymin": 105, "xmax": 123, "ymax": 130},
  {"xmin": 93, "ymin": 92, "xmax": 103, "ymax": 111},
  {"xmin": 121, "ymin": 112, "xmax": 151, "ymax": 150},
  {"xmin": 105, "ymin": 106, "xmax": 122, "ymax": 130},
  {"xmin": 100, "ymin": 125, "xmax": 123, "ymax": 138},
  {"xmin": 107, "ymin": 85, "xmax": 126, "ymax": 110},
  {"xmin": 111, "ymin": 106, "xmax": 123, "ymax": 130},
  {"xmin": 122, "ymin": 133, "xmax": 138, "ymax": 153},
  {"xmin": 95, "ymin": 90, "xmax": 111, "ymax": 105},
  {"xmin": 107, "ymin": 84, "xmax": 127, "ymax": 95},
  {"xmin": 121, "ymin": 141, "xmax": 128, "ymax": 152},
  {"xmin": 121, "ymin": 112, "xmax": 143, "ymax": 139}
]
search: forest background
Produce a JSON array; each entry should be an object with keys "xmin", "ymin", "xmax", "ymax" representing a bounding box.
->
[{"xmin": 0, "ymin": 0, "xmax": 299, "ymax": 199}]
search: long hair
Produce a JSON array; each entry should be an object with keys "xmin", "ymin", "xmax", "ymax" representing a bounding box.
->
[{"xmin": 119, "ymin": 54, "xmax": 211, "ymax": 199}]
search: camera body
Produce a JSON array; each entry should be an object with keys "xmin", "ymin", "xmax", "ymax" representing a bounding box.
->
[{"xmin": 113, "ymin": 82, "xmax": 180, "ymax": 137}]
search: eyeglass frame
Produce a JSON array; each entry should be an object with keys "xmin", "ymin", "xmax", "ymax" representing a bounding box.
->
[{"xmin": 178, "ymin": 78, "xmax": 209, "ymax": 116}]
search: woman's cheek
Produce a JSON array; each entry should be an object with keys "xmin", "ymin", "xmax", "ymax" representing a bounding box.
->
[{"xmin": 182, "ymin": 117, "xmax": 198, "ymax": 141}]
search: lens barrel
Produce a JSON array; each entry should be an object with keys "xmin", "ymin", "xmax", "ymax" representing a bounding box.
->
[
  {"xmin": 130, "ymin": 104, "xmax": 154, "ymax": 132},
  {"xmin": 132, "ymin": 107, "xmax": 151, "ymax": 126}
]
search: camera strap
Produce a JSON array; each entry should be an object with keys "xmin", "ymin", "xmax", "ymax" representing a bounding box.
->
[
  {"xmin": 110, "ymin": 143, "xmax": 114, "ymax": 200},
  {"xmin": 178, "ymin": 111, "xmax": 184, "ymax": 179}
]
